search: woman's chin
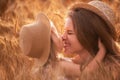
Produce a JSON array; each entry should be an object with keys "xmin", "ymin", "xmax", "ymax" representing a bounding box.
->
[{"xmin": 64, "ymin": 49, "xmax": 73, "ymax": 54}]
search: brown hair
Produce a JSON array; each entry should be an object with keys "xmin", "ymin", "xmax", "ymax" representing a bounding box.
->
[{"xmin": 67, "ymin": 6, "xmax": 120, "ymax": 59}]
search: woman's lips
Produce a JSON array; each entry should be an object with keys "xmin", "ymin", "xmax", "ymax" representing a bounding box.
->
[
  {"xmin": 63, "ymin": 44, "xmax": 69, "ymax": 49},
  {"xmin": 63, "ymin": 41, "xmax": 70, "ymax": 49}
]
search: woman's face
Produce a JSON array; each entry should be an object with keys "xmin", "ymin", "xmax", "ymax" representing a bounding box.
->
[{"xmin": 62, "ymin": 17, "xmax": 85, "ymax": 54}]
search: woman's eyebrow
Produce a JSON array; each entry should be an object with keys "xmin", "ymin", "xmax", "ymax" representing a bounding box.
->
[{"xmin": 67, "ymin": 30, "xmax": 74, "ymax": 32}]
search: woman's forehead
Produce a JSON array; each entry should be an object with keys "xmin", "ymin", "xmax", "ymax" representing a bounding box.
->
[{"xmin": 64, "ymin": 17, "xmax": 73, "ymax": 29}]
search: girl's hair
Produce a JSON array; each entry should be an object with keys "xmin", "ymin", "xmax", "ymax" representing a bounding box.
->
[{"xmin": 44, "ymin": 39, "xmax": 58, "ymax": 67}]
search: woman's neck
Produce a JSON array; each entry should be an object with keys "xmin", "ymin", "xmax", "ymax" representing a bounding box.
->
[{"xmin": 78, "ymin": 50, "xmax": 92, "ymax": 65}]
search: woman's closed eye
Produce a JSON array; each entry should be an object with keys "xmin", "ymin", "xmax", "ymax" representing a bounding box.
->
[{"xmin": 67, "ymin": 30, "xmax": 75, "ymax": 35}]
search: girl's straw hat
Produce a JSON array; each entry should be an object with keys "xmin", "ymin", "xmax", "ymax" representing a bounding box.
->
[{"xmin": 19, "ymin": 13, "xmax": 51, "ymax": 66}]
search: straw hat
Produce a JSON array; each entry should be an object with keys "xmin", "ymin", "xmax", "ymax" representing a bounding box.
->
[
  {"xmin": 19, "ymin": 13, "xmax": 51, "ymax": 66},
  {"xmin": 69, "ymin": 1, "xmax": 116, "ymax": 31}
]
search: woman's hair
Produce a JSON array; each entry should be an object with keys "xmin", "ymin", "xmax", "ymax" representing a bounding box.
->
[{"xmin": 67, "ymin": 7, "xmax": 120, "ymax": 59}]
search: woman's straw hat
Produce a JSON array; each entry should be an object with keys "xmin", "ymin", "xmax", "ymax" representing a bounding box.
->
[
  {"xmin": 19, "ymin": 13, "xmax": 51, "ymax": 66},
  {"xmin": 69, "ymin": 1, "xmax": 116, "ymax": 30}
]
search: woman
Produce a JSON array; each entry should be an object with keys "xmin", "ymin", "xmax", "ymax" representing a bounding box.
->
[{"xmin": 62, "ymin": 1, "xmax": 120, "ymax": 80}]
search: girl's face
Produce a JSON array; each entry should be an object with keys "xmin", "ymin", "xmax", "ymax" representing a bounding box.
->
[{"xmin": 62, "ymin": 17, "xmax": 85, "ymax": 54}]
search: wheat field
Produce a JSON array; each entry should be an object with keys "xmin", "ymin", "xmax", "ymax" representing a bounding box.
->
[
  {"xmin": 0, "ymin": 0, "xmax": 120, "ymax": 80},
  {"xmin": 0, "ymin": 0, "xmax": 120, "ymax": 55}
]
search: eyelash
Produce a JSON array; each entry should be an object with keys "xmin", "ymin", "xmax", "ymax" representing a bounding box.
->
[{"xmin": 67, "ymin": 32, "xmax": 74, "ymax": 35}]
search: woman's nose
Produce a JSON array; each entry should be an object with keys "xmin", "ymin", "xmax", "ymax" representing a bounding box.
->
[{"xmin": 62, "ymin": 32, "xmax": 67, "ymax": 41}]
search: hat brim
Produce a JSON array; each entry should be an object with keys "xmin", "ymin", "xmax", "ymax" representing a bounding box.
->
[
  {"xmin": 69, "ymin": 2, "xmax": 114, "ymax": 29},
  {"xmin": 20, "ymin": 13, "xmax": 51, "ymax": 66}
]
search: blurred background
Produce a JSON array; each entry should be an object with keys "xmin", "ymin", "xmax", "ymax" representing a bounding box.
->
[{"xmin": 0, "ymin": 0, "xmax": 119, "ymax": 57}]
